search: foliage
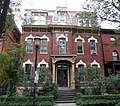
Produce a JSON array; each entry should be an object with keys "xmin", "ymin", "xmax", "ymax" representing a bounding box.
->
[
  {"xmin": 76, "ymin": 11, "xmax": 99, "ymax": 27},
  {"xmin": 83, "ymin": 0, "xmax": 120, "ymax": 23},
  {"xmin": 0, "ymin": 43, "xmax": 26, "ymax": 96},
  {"xmin": 105, "ymin": 75, "xmax": 120, "ymax": 94},
  {"xmin": 37, "ymin": 66, "xmax": 48, "ymax": 84},
  {"xmin": 0, "ymin": 0, "xmax": 23, "ymax": 37},
  {"xmin": 83, "ymin": 0, "xmax": 120, "ymax": 42},
  {"xmin": 85, "ymin": 63, "xmax": 100, "ymax": 80},
  {"xmin": 75, "ymin": 93, "xmax": 120, "ymax": 106},
  {"xmin": 0, "ymin": 95, "xmax": 54, "ymax": 106},
  {"xmin": 42, "ymin": 82, "xmax": 58, "ymax": 99}
]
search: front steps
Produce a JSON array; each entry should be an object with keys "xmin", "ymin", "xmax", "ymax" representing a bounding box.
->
[{"xmin": 56, "ymin": 87, "xmax": 76, "ymax": 103}]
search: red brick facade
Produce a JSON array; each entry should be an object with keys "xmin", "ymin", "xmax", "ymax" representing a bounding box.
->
[{"xmin": 22, "ymin": 7, "xmax": 120, "ymax": 89}]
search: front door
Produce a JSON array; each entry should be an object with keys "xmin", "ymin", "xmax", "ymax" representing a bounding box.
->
[{"xmin": 57, "ymin": 64, "xmax": 68, "ymax": 87}]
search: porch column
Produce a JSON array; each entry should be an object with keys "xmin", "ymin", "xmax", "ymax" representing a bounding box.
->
[
  {"xmin": 52, "ymin": 63, "xmax": 56, "ymax": 83},
  {"xmin": 71, "ymin": 63, "xmax": 75, "ymax": 89}
]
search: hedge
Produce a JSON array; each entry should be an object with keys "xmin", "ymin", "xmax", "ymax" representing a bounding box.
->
[
  {"xmin": 0, "ymin": 95, "xmax": 54, "ymax": 106},
  {"xmin": 76, "ymin": 93, "xmax": 120, "ymax": 106}
]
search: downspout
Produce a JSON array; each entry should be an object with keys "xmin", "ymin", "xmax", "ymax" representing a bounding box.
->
[{"xmin": 99, "ymin": 28, "xmax": 106, "ymax": 77}]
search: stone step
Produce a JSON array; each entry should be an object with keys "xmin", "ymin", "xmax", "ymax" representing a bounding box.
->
[
  {"xmin": 57, "ymin": 88, "xmax": 76, "ymax": 102},
  {"xmin": 56, "ymin": 100, "xmax": 75, "ymax": 103}
]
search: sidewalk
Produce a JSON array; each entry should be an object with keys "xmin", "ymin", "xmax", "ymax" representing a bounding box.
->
[{"xmin": 55, "ymin": 103, "xmax": 78, "ymax": 106}]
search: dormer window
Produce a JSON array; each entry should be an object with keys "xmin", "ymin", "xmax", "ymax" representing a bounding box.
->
[{"xmin": 58, "ymin": 12, "xmax": 66, "ymax": 24}]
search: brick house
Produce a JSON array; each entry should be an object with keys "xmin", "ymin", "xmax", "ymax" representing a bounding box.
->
[
  {"xmin": 101, "ymin": 29, "xmax": 120, "ymax": 77},
  {"xmin": 0, "ymin": 27, "xmax": 21, "ymax": 53},
  {"xmin": 22, "ymin": 6, "xmax": 117, "ymax": 89}
]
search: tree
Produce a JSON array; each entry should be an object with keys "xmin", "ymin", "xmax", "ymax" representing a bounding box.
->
[
  {"xmin": 76, "ymin": 11, "xmax": 99, "ymax": 27},
  {"xmin": 0, "ymin": 43, "xmax": 26, "ymax": 96},
  {"xmin": 83, "ymin": 0, "xmax": 120, "ymax": 42},
  {"xmin": 0, "ymin": 0, "xmax": 23, "ymax": 37},
  {"xmin": 83, "ymin": 0, "xmax": 120, "ymax": 24}
]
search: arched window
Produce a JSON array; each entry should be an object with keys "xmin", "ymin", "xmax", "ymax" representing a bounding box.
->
[
  {"xmin": 23, "ymin": 59, "xmax": 33, "ymax": 79},
  {"xmin": 78, "ymin": 65, "xmax": 85, "ymax": 81},
  {"xmin": 91, "ymin": 60, "xmax": 100, "ymax": 77},
  {"xmin": 26, "ymin": 38, "xmax": 33, "ymax": 53},
  {"xmin": 76, "ymin": 60, "xmax": 86, "ymax": 81},
  {"xmin": 59, "ymin": 38, "xmax": 66, "ymax": 54},
  {"xmin": 88, "ymin": 36, "xmax": 98, "ymax": 55},
  {"xmin": 112, "ymin": 50, "xmax": 119, "ymax": 61},
  {"xmin": 75, "ymin": 36, "xmax": 85, "ymax": 54},
  {"xmin": 40, "ymin": 34, "xmax": 49, "ymax": 54},
  {"xmin": 25, "ymin": 34, "xmax": 34, "ymax": 53}
]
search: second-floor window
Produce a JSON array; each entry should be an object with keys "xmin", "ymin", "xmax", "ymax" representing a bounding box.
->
[
  {"xmin": 26, "ymin": 38, "xmax": 33, "ymax": 53},
  {"xmin": 90, "ymin": 40, "xmax": 97, "ymax": 55},
  {"xmin": 77, "ymin": 39, "xmax": 83, "ymax": 54},
  {"xmin": 59, "ymin": 38, "xmax": 66, "ymax": 54},
  {"xmin": 40, "ymin": 39, "xmax": 47, "ymax": 54}
]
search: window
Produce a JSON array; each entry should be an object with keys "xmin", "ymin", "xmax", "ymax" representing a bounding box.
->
[
  {"xmin": 25, "ymin": 64, "xmax": 32, "ymax": 79},
  {"xmin": 78, "ymin": 65, "xmax": 85, "ymax": 81},
  {"xmin": 25, "ymin": 64, "xmax": 31, "ymax": 75},
  {"xmin": 92, "ymin": 64, "xmax": 99, "ymax": 77},
  {"xmin": 26, "ymin": 38, "xmax": 33, "ymax": 53},
  {"xmin": 77, "ymin": 39, "xmax": 83, "ymax": 54},
  {"xmin": 40, "ymin": 39, "xmax": 47, "ymax": 54},
  {"xmin": 110, "ymin": 37, "xmax": 115, "ymax": 42},
  {"xmin": 40, "ymin": 15, "xmax": 46, "ymax": 25},
  {"xmin": 59, "ymin": 38, "xmax": 66, "ymax": 54},
  {"xmin": 40, "ymin": 64, "xmax": 46, "ymax": 67},
  {"xmin": 32, "ymin": 12, "xmax": 40, "ymax": 25},
  {"xmin": 59, "ymin": 12, "xmax": 66, "ymax": 24},
  {"xmin": 112, "ymin": 51, "xmax": 119, "ymax": 61},
  {"xmin": 90, "ymin": 40, "xmax": 96, "ymax": 54}
]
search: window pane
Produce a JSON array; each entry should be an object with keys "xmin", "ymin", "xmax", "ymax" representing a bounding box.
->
[
  {"xmin": 59, "ymin": 39, "xmax": 66, "ymax": 54},
  {"xmin": 25, "ymin": 64, "xmax": 31, "ymax": 74},
  {"xmin": 92, "ymin": 64, "xmax": 99, "ymax": 77},
  {"xmin": 77, "ymin": 40, "xmax": 83, "ymax": 53},
  {"xmin": 40, "ymin": 39, "xmax": 47, "ymax": 53},
  {"xmin": 26, "ymin": 38, "xmax": 33, "ymax": 53},
  {"xmin": 40, "ymin": 64, "xmax": 46, "ymax": 67},
  {"xmin": 112, "ymin": 51, "xmax": 119, "ymax": 61},
  {"xmin": 78, "ymin": 65, "xmax": 84, "ymax": 81},
  {"xmin": 90, "ymin": 40, "xmax": 96, "ymax": 54}
]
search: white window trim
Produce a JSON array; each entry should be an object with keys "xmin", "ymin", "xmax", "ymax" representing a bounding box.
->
[
  {"xmin": 57, "ymin": 34, "xmax": 68, "ymax": 42},
  {"xmin": 37, "ymin": 59, "xmax": 49, "ymax": 68},
  {"xmin": 91, "ymin": 60, "xmax": 100, "ymax": 68},
  {"xmin": 41, "ymin": 34, "xmax": 50, "ymax": 42},
  {"xmin": 88, "ymin": 36, "xmax": 98, "ymax": 55},
  {"xmin": 23, "ymin": 59, "xmax": 34, "ymax": 67},
  {"xmin": 76, "ymin": 60, "xmax": 86, "ymax": 68},
  {"xmin": 75, "ymin": 36, "xmax": 85, "ymax": 54},
  {"xmin": 25, "ymin": 34, "xmax": 34, "ymax": 41},
  {"xmin": 88, "ymin": 36, "xmax": 98, "ymax": 43},
  {"xmin": 75, "ymin": 35, "xmax": 85, "ymax": 42},
  {"xmin": 23, "ymin": 59, "xmax": 33, "ymax": 75}
]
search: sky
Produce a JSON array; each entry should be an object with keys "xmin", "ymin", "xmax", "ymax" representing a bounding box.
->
[{"xmin": 22, "ymin": 0, "xmax": 85, "ymax": 11}]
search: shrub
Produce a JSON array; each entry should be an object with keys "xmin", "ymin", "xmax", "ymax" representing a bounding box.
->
[
  {"xmin": 42, "ymin": 82, "xmax": 58, "ymax": 99},
  {"xmin": 0, "ymin": 95, "xmax": 54, "ymax": 106},
  {"xmin": 75, "ymin": 93, "xmax": 120, "ymax": 106}
]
